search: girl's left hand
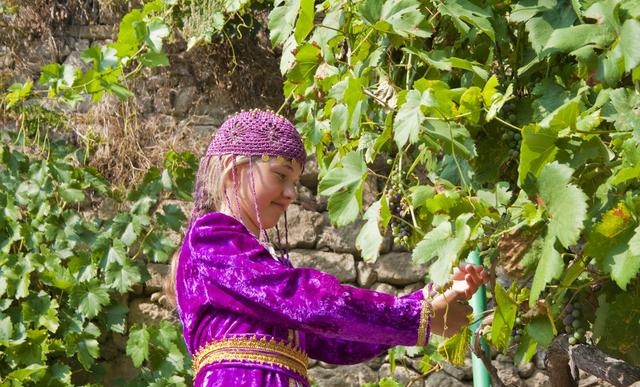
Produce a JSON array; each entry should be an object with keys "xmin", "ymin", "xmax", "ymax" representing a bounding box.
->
[{"xmin": 450, "ymin": 263, "xmax": 489, "ymax": 299}]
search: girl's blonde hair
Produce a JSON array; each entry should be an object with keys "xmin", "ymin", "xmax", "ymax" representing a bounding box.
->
[{"xmin": 164, "ymin": 155, "xmax": 239, "ymax": 307}]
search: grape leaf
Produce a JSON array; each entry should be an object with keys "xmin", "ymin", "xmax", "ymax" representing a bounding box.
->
[
  {"xmin": 584, "ymin": 203, "xmax": 640, "ymax": 289},
  {"xmin": 393, "ymin": 90, "xmax": 425, "ymax": 148},
  {"xmin": 142, "ymin": 19, "xmax": 169, "ymax": 53},
  {"xmin": 127, "ymin": 325, "xmax": 151, "ymax": 367},
  {"xmin": 594, "ymin": 289, "xmax": 640, "ymax": 364},
  {"xmin": 106, "ymin": 260, "xmax": 143, "ymax": 293},
  {"xmin": 319, "ymin": 152, "xmax": 367, "ymax": 226},
  {"xmin": 356, "ymin": 200, "xmax": 386, "ymax": 262},
  {"xmin": 491, "ymin": 283, "xmax": 517, "ymax": 350},
  {"xmin": 326, "ymin": 186, "xmax": 362, "ymax": 227},
  {"xmin": 620, "ymin": 19, "xmax": 640, "ymax": 72},
  {"xmin": 538, "ymin": 162, "xmax": 587, "ymax": 248},
  {"xmin": 437, "ymin": 0, "xmax": 495, "ymax": 41},
  {"xmin": 318, "ymin": 151, "xmax": 367, "ymax": 197},
  {"xmin": 514, "ymin": 332, "xmax": 538, "ymax": 365},
  {"xmin": 437, "ymin": 327, "xmax": 472, "ymax": 365},
  {"xmin": 609, "ymin": 241, "xmax": 640, "ymax": 290},
  {"xmin": 527, "ymin": 315, "xmax": 554, "ymax": 346},
  {"xmin": 76, "ymin": 338, "xmax": 100, "ymax": 369},
  {"xmin": 70, "ymin": 280, "xmax": 110, "ymax": 319},
  {"xmin": 269, "ymin": 0, "xmax": 301, "ymax": 46},
  {"xmin": 529, "ymin": 236, "xmax": 562, "ymax": 307},
  {"xmin": 518, "ymin": 124, "xmax": 558, "ymax": 186},
  {"xmin": 293, "ymin": 0, "xmax": 314, "ymax": 43},
  {"xmin": 413, "ymin": 213, "xmax": 472, "ymax": 286}
]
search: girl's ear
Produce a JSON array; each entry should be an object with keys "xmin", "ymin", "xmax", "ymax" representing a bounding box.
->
[{"xmin": 220, "ymin": 155, "xmax": 235, "ymax": 184}]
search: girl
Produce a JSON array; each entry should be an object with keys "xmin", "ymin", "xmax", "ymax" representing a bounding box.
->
[{"xmin": 169, "ymin": 109, "xmax": 488, "ymax": 387}]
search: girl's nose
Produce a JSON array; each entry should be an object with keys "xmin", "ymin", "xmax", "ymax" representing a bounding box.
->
[{"xmin": 283, "ymin": 183, "xmax": 297, "ymax": 201}]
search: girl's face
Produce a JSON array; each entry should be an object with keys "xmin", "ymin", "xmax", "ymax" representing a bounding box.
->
[{"xmin": 231, "ymin": 158, "xmax": 302, "ymax": 236}]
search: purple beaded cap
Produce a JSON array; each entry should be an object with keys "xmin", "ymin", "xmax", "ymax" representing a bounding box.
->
[{"xmin": 206, "ymin": 110, "xmax": 306, "ymax": 166}]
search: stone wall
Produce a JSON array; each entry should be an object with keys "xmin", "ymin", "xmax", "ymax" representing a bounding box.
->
[{"xmin": 0, "ymin": 4, "xmax": 615, "ymax": 387}]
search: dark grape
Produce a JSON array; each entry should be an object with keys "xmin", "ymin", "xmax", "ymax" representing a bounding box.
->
[
  {"xmin": 560, "ymin": 299, "xmax": 587, "ymax": 345},
  {"xmin": 386, "ymin": 184, "xmax": 412, "ymax": 247},
  {"xmin": 510, "ymin": 313, "xmax": 526, "ymax": 347}
]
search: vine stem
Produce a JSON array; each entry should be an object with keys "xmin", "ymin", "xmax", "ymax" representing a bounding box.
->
[
  {"xmin": 351, "ymin": 28, "xmax": 374, "ymax": 59},
  {"xmin": 492, "ymin": 114, "xmax": 522, "ymax": 131},
  {"xmin": 406, "ymin": 363, "xmax": 442, "ymax": 387},
  {"xmin": 471, "ymin": 325, "xmax": 508, "ymax": 387}
]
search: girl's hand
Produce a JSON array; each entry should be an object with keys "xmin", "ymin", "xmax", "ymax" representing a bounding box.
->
[
  {"xmin": 450, "ymin": 263, "xmax": 489, "ymax": 299},
  {"xmin": 424, "ymin": 263, "xmax": 489, "ymax": 337}
]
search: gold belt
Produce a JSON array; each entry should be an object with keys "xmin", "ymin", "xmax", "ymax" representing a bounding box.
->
[{"xmin": 192, "ymin": 335, "xmax": 309, "ymax": 381}]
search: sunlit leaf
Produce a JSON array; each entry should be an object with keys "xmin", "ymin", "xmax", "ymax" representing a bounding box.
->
[
  {"xmin": 269, "ymin": 0, "xmax": 301, "ymax": 46},
  {"xmin": 437, "ymin": 327, "xmax": 471, "ymax": 365},
  {"xmin": 106, "ymin": 260, "xmax": 143, "ymax": 293},
  {"xmin": 530, "ymin": 236, "xmax": 562, "ymax": 307},
  {"xmin": 356, "ymin": 200, "xmax": 385, "ymax": 262},
  {"xmin": 437, "ymin": 0, "xmax": 495, "ymax": 41},
  {"xmin": 538, "ymin": 162, "xmax": 587, "ymax": 248},
  {"xmin": 413, "ymin": 213, "xmax": 472, "ymax": 286},
  {"xmin": 393, "ymin": 90, "xmax": 424, "ymax": 148},
  {"xmin": 127, "ymin": 325, "xmax": 151, "ymax": 367},
  {"xmin": 518, "ymin": 124, "xmax": 558, "ymax": 186},
  {"xmin": 620, "ymin": 19, "xmax": 640, "ymax": 73},
  {"xmin": 294, "ymin": 0, "xmax": 314, "ymax": 43},
  {"xmin": 70, "ymin": 280, "xmax": 110, "ymax": 319},
  {"xmin": 491, "ymin": 283, "xmax": 517, "ymax": 350}
]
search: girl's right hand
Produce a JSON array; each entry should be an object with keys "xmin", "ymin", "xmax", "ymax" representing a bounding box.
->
[{"xmin": 428, "ymin": 287, "xmax": 473, "ymax": 337}]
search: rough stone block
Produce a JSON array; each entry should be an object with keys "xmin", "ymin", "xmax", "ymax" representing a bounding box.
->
[{"xmin": 289, "ymin": 249, "xmax": 356, "ymax": 283}]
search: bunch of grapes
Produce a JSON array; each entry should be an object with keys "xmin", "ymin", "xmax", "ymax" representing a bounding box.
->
[
  {"xmin": 501, "ymin": 130, "xmax": 522, "ymax": 160},
  {"xmin": 511, "ymin": 315, "xmax": 525, "ymax": 346},
  {"xmin": 386, "ymin": 187, "xmax": 411, "ymax": 246},
  {"xmin": 561, "ymin": 301, "xmax": 587, "ymax": 345}
]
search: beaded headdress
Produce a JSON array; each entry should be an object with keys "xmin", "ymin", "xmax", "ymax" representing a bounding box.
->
[{"xmin": 206, "ymin": 109, "xmax": 306, "ymax": 167}]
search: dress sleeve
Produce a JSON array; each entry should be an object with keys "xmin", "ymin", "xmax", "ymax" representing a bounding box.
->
[
  {"xmin": 304, "ymin": 290, "xmax": 426, "ymax": 363},
  {"xmin": 181, "ymin": 213, "xmax": 428, "ymax": 347}
]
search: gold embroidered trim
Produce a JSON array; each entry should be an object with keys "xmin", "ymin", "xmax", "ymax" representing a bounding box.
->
[
  {"xmin": 417, "ymin": 299, "xmax": 433, "ymax": 346},
  {"xmin": 192, "ymin": 335, "xmax": 309, "ymax": 380}
]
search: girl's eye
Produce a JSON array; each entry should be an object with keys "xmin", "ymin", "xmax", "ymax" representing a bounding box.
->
[{"xmin": 275, "ymin": 172, "xmax": 286, "ymax": 180}]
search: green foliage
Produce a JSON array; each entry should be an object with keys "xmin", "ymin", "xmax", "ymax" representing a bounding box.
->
[
  {"xmin": 0, "ymin": 133, "xmax": 194, "ymax": 386},
  {"xmin": 260, "ymin": 0, "xmax": 640, "ymax": 368},
  {"xmin": 0, "ymin": 2, "xmax": 196, "ymax": 385},
  {"xmin": 3, "ymin": 0, "xmax": 640, "ymax": 383},
  {"xmin": 3, "ymin": 0, "xmax": 172, "ymax": 109}
]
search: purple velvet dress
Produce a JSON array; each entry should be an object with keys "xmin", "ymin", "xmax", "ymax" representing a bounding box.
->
[{"xmin": 176, "ymin": 212, "xmax": 427, "ymax": 387}]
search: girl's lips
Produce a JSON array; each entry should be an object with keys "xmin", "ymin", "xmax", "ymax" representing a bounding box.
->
[{"xmin": 272, "ymin": 202, "xmax": 287, "ymax": 210}]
